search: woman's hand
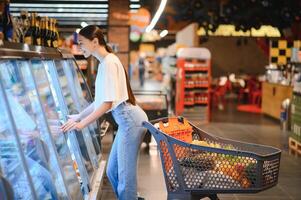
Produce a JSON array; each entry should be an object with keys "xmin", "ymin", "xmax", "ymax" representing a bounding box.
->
[{"xmin": 61, "ymin": 118, "xmax": 84, "ymax": 133}]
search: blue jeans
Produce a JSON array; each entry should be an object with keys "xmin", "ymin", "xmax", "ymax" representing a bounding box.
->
[{"xmin": 107, "ymin": 102, "xmax": 148, "ymax": 200}]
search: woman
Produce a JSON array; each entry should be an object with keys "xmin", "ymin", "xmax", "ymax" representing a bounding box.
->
[{"xmin": 61, "ymin": 25, "xmax": 148, "ymax": 200}]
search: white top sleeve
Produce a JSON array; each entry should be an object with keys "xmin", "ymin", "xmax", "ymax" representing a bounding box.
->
[{"xmin": 94, "ymin": 54, "xmax": 129, "ymax": 111}]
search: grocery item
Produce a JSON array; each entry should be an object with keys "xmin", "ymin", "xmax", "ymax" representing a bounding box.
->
[{"xmin": 158, "ymin": 117, "xmax": 193, "ymax": 143}]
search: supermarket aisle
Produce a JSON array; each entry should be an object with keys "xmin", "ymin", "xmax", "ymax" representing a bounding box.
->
[
  {"xmin": 100, "ymin": 79, "xmax": 301, "ymax": 200},
  {"xmin": 131, "ymin": 78, "xmax": 164, "ymax": 91}
]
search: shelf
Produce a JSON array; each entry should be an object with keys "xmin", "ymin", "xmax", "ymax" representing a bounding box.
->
[
  {"xmin": 185, "ymin": 84, "xmax": 209, "ymax": 89},
  {"xmin": 184, "ymin": 85, "xmax": 195, "ymax": 89},
  {"xmin": 184, "ymin": 102, "xmax": 194, "ymax": 106},
  {"xmin": 194, "ymin": 101, "xmax": 208, "ymax": 104},
  {"xmin": 184, "ymin": 67, "xmax": 209, "ymax": 72}
]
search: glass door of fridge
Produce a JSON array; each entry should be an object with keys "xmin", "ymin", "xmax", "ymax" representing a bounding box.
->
[
  {"xmin": 61, "ymin": 59, "xmax": 101, "ymax": 157},
  {"xmin": 31, "ymin": 60, "xmax": 89, "ymax": 198},
  {"xmin": 0, "ymin": 59, "xmax": 83, "ymax": 200},
  {"xmin": 42, "ymin": 60, "xmax": 96, "ymax": 184},
  {"xmin": 0, "ymin": 77, "xmax": 37, "ymax": 200}
]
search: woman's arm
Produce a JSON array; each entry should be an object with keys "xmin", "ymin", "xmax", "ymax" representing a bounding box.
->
[
  {"xmin": 61, "ymin": 102, "xmax": 112, "ymax": 132},
  {"xmin": 79, "ymin": 102, "xmax": 112, "ymax": 128},
  {"xmin": 67, "ymin": 102, "xmax": 95, "ymax": 122},
  {"xmin": 78, "ymin": 102, "xmax": 95, "ymax": 120}
]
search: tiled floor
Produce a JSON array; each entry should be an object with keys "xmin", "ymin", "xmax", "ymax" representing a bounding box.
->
[{"xmin": 100, "ymin": 79, "xmax": 301, "ymax": 200}]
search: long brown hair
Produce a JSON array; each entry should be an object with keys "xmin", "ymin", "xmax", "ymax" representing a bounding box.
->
[{"xmin": 79, "ymin": 25, "xmax": 136, "ymax": 105}]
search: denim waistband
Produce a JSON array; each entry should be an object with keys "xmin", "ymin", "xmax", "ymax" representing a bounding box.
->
[
  {"xmin": 111, "ymin": 101, "xmax": 148, "ymax": 128},
  {"xmin": 112, "ymin": 101, "xmax": 130, "ymax": 113}
]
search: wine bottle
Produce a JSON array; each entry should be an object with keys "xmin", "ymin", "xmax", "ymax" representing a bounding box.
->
[
  {"xmin": 44, "ymin": 17, "xmax": 51, "ymax": 47},
  {"xmin": 49, "ymin": 18, "xmax": 54, "ymax": 47},
  {"xmin": 40, "ymin": 17, "xmax": 45, "ymax": 46},
  {"xmin": 35, "ymin": 14, "xmax": 41, "ymax": 46},
  {"xmin": 52, "ymin": 19, "xmax": 59, "ymax": 48},
  {"xmin": 0, "ymin": 2, "xmax": 4, "ymax": 43},
  {"xmin": 3, "ymin": 0, "xmax": 14, "ymax": 42},
  {"xmin": 24, "ymin": 13, "xmax": 34, "ymax": 45},
  {"xmin": 19, "ymin": 10, "xmax": 28, "ymax": 43}
]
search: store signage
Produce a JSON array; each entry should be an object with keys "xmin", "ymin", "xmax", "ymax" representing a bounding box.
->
[
  {"xmin": 113, "ymin": 8, "xmax": 151, "ymax": 42},
  {"xmin": 112, "ymin": 8, "xmax": 150, "ymax": 33}
]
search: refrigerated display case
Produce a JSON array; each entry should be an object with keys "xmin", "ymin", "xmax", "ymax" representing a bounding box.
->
[
  {"xmin": 0, "ymin": 78, "xmax": 38, "ymax": 200},
  {"xmin": 0, "ymin": 42, "xmax": 106, "ymax": 199},
  {"xmin": 53, "ymin": 59, "xmax": 100, "ymax": 155}
]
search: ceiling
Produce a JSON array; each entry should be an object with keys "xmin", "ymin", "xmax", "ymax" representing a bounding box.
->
[
  {"xmin": 140, "ymin": 0, "xmax": 301, "ymax": 36},
  {"xmin": 10, "ymin": 0, "xmax": 301, "ymax": 37},
  {"xmin": 10, "ymin": 0, "xmax": 108, "ymax": 32}
]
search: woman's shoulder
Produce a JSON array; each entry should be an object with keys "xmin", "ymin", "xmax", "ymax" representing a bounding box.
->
[{"xmin": 104, "ymin": 53, "xmax": 123, "ymax": 67}]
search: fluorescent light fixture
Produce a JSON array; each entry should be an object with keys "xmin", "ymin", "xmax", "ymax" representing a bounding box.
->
[
  {"xmin": 81, "ymin": 22, "xmax": 88, "ymax": 28},
  {"xmin": 11, "ymin": 13, "xmax": 108, "ymax": 18},
  {"xmin": 130, "ymin": 0, "xmax": 140, "ymax": 2},
  {"xmin": 10, "ymin": 7, "xmax": 108, "ymax": 13},
  {"xmin": 76, "ymin": 28, "xmax": 80, "ymax": 33},
  {"xmin": 146, "ymin": 0, "xmax": 167, "ymax": 33},
  {"xmin": 159, "ymin": 30, "xmax": 168, "ymax": 37},
  {"xmin": 130, "ymin": 4, "xmax": 141, "ymax": 9},
  {"xmin": 11, "ymin": 3, "xmax": 109, "ymax": 8}
]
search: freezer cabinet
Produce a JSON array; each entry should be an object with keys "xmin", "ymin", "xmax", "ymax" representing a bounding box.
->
[{"xmin": 0, "ymin": 59, "xmax": 83, "ymax": 200}]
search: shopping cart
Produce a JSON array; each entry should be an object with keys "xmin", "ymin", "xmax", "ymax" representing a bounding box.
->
[{"xmin": 142, "ymin": 117, "xmax": 281, "ymax": 200}]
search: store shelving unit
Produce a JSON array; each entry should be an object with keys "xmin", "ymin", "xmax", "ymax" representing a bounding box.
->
[
  {"xmin": 175, "ymin": 47, "xmax": 211, "ymax": 123},
  {"xmin": 290, "ymin": 91, "xmax": 301, "ymax": 157}
]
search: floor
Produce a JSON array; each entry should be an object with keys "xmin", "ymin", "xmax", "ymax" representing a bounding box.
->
[{"xmin": 100, "ymin": 79, "xmax": 301, "ymax": 200}]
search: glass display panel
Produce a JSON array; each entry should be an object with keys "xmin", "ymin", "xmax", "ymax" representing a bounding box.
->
[
  {"xmin": 64, "ymin": 59, "xmax": 100, "ymax": 155},
  {"xmin": 30, "ymin": 60, "xmax": 83, "ymax": 199},
  {"xmin": 0, "ymin": 75, "xmax": 36, "ymax": 200},
  {"xmin": 0, "ymin": 60, "xmax": 71, "ymax": 199},
  {"xmin": 43, "ymin": 60, "xmax": 95, "ymax": 178}
]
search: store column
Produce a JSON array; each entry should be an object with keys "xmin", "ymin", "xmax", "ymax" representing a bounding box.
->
[{"xmin": 108, "ymin": 0, "xmax": 130, "ymax": 70}]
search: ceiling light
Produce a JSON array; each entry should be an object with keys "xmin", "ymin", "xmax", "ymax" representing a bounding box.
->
[
  {"xmin": 11, "ymin": 13, "xmax": 108, "ymax": 18},
  {"xmin": 130, "ymin": 4, "xmax": 141, "ymax": 9},
  {"xmin": 145, "ymin": 0, "xmax": 167, "ymax": 33},
  {"xmin": 159, "ymin": 30, "xmax": 168, "ymax": 37},
  {"xmin": 11, "ymin": 3, "xmax": 109, "ymax": 8},
  {"xmin": 10, "ymin": 7, "xmax": 108, "ymax": 13}
]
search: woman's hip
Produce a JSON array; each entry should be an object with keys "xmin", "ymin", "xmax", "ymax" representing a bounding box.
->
[{"xmin": 112, "ymin": 102, "xmax": 148, "ymax": 128}]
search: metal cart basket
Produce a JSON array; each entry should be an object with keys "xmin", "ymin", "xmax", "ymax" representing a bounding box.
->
[{"xmin": 142, "ymin": 117, "xmax": 281, "ymax": 200}]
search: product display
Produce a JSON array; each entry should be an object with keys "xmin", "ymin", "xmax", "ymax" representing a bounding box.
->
[
  {"xmin": 0, "ymin": 42, "xmax": 106, "ymax": 199},
  {"xmin": 175, "ymin": 48, "xmax": 211, "ymax": 123}
]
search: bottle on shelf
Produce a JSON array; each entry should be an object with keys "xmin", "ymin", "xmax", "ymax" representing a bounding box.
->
[
  {"xmin": 49, "ymin": 18, "xmax": 55, "ymax": 47},
  {"xmin": 44, "ymin": 17, "xmax": 51, "ymax": 47},
  {"xmin": 24, "ymin": 12, "xmax": 35, "ymax": 45},
  {"xmin": 40, "ymin": 17, "xmax": 46, "ymax": 46},
  {"xmin": 0, "ymin": 2, "xmax": 4, "ymax": 44},
  {"xmin": 52, "ymin": 19, "xmax": 59, "ymax": 48},
  {"xmin": 34, "ymin": 14, "xmax": 41, "ymax": 46},
  {"xmin": 2, "ymin": 0, "xmax": 14, "ymax": 42},
  {"xmin": 15, "ymin": 10, "xmax": 29, "ymax": 43}
]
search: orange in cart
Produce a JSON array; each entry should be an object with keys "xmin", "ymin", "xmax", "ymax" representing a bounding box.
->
[{"xmin": 159, "ymin": 117, "xmax": 193, "ymax": 143}]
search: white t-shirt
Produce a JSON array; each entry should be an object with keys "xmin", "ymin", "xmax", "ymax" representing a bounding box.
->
[{"xmin": 94, "ymin": 53, "xmax": 129, "ymax": 111}]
